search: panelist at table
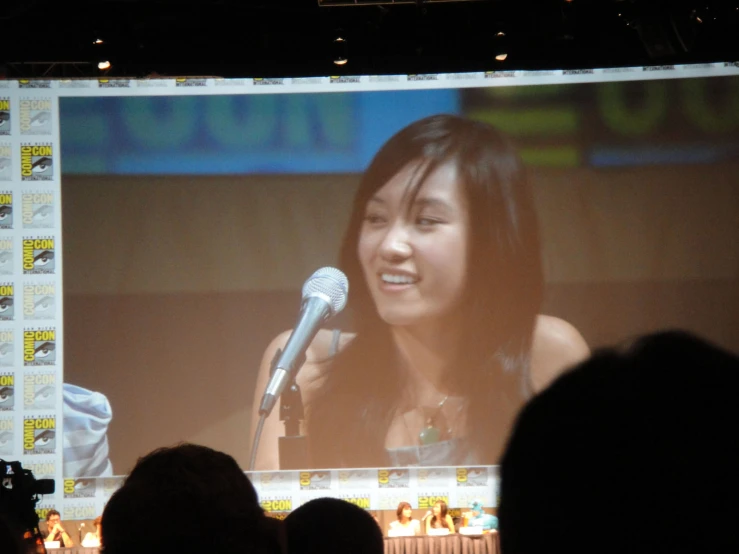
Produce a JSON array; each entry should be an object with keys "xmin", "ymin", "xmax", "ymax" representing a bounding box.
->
[
  {"xmin": 44, "ymin": 509, "xmax": 74, "ymax": 547},
  {"xmin": 425, "ymin": 500, "xmax": 455, "ymax": 535},
  {"xmin": 388, "ymin": 502, "xmax": 421, "ymax": 536},
  {"xmin": 81, "ymin": 516, "xmax": 102, "ymax": 548}
]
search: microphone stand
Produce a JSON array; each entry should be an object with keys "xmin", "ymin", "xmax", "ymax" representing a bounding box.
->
[
  {"xmin": 249, "ymin": 347, "xmax": 309, "ymax": 471},
  {"xmin": 278, "ymin": 376, "xmax": 308, "ymax": 469},
  {"xmin": 270, "ymin": 347, "xmax": 307, "ymax": 470}
]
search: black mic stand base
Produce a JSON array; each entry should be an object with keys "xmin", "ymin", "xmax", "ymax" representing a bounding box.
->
[{"xmin": 279, "ymin": 376, "xmax": 308, "ymax": 469}]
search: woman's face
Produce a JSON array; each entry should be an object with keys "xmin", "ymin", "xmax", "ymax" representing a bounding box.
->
[
  {"xmin": 402, "ymin": 506, "xmax": 412, "ymax": 519},
  {"xmin": 433, "ymin": 502, "xmax": 442, "ymax": 516},
  {"xmin": 357, "ymin": 160, "xmax": 470, "ymax": 328}
]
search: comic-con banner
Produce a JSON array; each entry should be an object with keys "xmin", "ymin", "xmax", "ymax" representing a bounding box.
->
[
  {"xmin": 249, "ymin": 466, "xmax": 498, "ymax": 516},
  {"xmin": 0, "ymin": 85, "xmax": 63, "ymax": 522}
]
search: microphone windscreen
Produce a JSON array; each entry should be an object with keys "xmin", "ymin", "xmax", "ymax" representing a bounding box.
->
[{"xmin": 302, "ymin": 267, "xmax": 349, "ymax": 315}]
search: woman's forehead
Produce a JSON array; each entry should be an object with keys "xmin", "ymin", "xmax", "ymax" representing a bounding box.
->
[{"xmin": 370, "ymin": 159, "xmax": 464, "ymax": 206}]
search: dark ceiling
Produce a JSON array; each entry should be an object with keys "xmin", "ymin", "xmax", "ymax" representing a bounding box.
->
[{"xmin": 1, "ymin": 0, "xmax": 738, "ymax": 78}]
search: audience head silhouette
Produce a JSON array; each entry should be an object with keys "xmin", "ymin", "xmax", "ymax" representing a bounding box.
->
[
  {"xmin": 102, "ymin": 443, "xmax": 282, "ymax": 554},
  {"xmin": 499, "ymin": 331, "xmax": 739, "ymax": 554},
  {"xmin": 285, "ymin": 497, "xmax": 383, "ymax": 554}
]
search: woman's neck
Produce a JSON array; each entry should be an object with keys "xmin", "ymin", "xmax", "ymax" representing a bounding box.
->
[{"xmin": 390, "ymin": 318, "xmax": 463, "ymax": 404}]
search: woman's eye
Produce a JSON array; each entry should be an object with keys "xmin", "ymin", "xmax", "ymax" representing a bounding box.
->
[
  {"xmin": 416, "ymin": 216, "xmax": 441, "ymax": 227},
  {"xmin": 363, "ymin": 214, "xmax": 386, "ymax": 225}
]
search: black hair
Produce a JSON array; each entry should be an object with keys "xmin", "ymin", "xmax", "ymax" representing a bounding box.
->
[{"xmin": 306, "ymin": 114, "xmax": 543, "ymax": 467}]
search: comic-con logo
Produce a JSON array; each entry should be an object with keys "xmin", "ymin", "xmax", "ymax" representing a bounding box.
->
[
  {"xmin": 378, "ymin": 469, "xmax": 410, "ymax": 489},
  {"xmin": 103, "ymin": 477, "xmax": 124, "ymax": 497},
  {"xmin": 298, "ymin": 471, "xmax": 331, "ymax": 490},
  {"xmin": 19, "ymin": 99, "xmax": 52, "ymax": 135},
  {"xmin": 23, "ymin": 283, "xmax": 55, "ymax": 320},
  {"xmin": 0, "ymin": 373, "xmax": 14, "ymax": 411},
  {"xmin": 0, "ymin": 144, "xmax": 11, "ymax": 182},
  {"xmin": 18, "ymin": 80, "xmax": 51, "ymax": 89},
  {"xmin": 23, "ymin": 460, "xmax": 55, "ymax": 480},
  {"xmin": 20, "ymin": 144, "xmax": 53, "ymax": 181},
  {"xmin": 417, "ymin": 468, "xmax": 451, "ymax": 485},
  {"xmin": 175, "ymin": 78, "xmax": 207, "ymax": 87},
  {"xmin": 35, "ymin": 505, "xmax": 56, "ymax": 521},
  {"xmin": 418, "ymin": 494, "xmax": 449, "ymax": 510},
  {"xmin": 23, "ymin": 414, "xmax": 56, "ymax": 454},
  {"xmin": 22, "ymin": 192, "xmax": 54, "ymax": 229},
  {"xmin": 0, "ymin": 329, "xmax": 13, "ymax": 367},
  {"xmin": 23, "ymin": 328, "xmax": 56, "ymax": 366},
  {"xmin": 24, "ymin": 372, "xmax": 56, "ymax": 409},
  {"xmin": 253, "ymin": 78, "xmax": 284, "ymax": 86},
  {"xmin": 0, "ymin": 283, "xmax": 13, "ymax": 320},
  {"xmin": 260, "ymin": 496, "xmax": 293, "ymax": 513},
  {"xmin": 0, "ymin": 193, "xmax": 11, "ymax": 229},
  {"xmin": 0, "ymin": 417, "xmax": 13, "ymax": 455},
  {"xmin": 329, "ymin": 76, "xmax": 360, "ymax": 84},
  {"xmin": 0, "ymin": 239, "xmax": 13, "ymax": 276},
  {"xmin": 456, "ymin": 467, "xmax": 488, "ymax": 487},
  {"xmin": 64, "ymin": 505, "xmax": 96, "ymax": 520},
  {"xmin": 64, "ymin": 478, "xmax": 97, "ymax": 498},
  {"xmin": 98, "ymin": 79, "xmax": 131, "ymax": 88},
  {"xmin": 22, "ymin": 237, "xmax": 55, "ymax": 274},
  {"xmin": 339, "ymin": 495, "xmax": 371, "ymax": 509},
  {"xmin": 258, "ymin": 472, "xmax": 293, "ymax": 491},
  {"xmin": 0, "ymin": 99, "xmax": 10, "ymax": 136},
  {"xmin": 377, "ymin": 492, "xmax": 412, "ymax": 510},
  {"xmin": 338, "ymin": 469, "xmax": 372, "ymax": 489}
]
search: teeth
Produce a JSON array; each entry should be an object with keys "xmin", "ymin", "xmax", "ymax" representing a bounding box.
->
[{"xmin": 381, "ymin": 273, "xmax": 417, "ymax": 284}]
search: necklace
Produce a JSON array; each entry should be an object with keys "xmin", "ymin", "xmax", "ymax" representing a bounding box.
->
[{"xmin": 418, "ymin": 395, "xmax": 449, "ymax": 445}]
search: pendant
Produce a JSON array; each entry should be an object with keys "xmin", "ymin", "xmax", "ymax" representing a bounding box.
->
[{"xmin": 419, "ymin": 425, "xmax": 441, "ymax": 445}]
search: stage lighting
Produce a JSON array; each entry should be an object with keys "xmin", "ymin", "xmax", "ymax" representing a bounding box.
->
[
  {"xmin": 93, "ymin": 37, "xmax": 104, "ymax": 45},
  {"xmin": 98, "ymin": 60, "xmax": 111, "ymax": 70},
  {"xmin": 333, "ymin": 35, "xmax": 348, "ymax": 66},
  {"xmin": 493, "ymin": 31, "xmax": 508, "ymax": 62}
]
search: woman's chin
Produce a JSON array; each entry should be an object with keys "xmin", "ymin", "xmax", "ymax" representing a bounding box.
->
[{"xmin": 377, "ymin": 310, "xmax": 419, "ymax": 327}]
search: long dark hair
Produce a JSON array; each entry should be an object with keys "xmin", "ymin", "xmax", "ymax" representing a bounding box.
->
[
  {"xmin": 306, "ymin": 114, "xmax": 544, "ymax": 468},
  {"xmin": 430, "ymin": 500, "xmax": 450, "ymax": 528}
]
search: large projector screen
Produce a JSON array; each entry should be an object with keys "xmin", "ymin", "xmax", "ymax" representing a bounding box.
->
[{"xmin": 1, "ymin": 64, "xmax": 738, "ymax": 518}]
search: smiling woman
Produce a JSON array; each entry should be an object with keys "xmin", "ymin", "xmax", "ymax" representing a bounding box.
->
[{"xmin": 249, "ymin": 114, "xmax": 590, "ymax": 470}]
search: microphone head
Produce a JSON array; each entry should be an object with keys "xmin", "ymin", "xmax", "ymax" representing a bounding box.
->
[{"xmin": 302, "ymin": 267, "xmax": 349, "ymax": 316}]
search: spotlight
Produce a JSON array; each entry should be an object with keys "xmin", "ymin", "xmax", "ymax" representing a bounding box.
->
[
  {"xmin": 493, "ymin": 30, "xmax": 508, "ymax": 62},
  {"xmin": 98, "ymin": 60, "xmax": 111, "ymax": 70},
  {"xmin": 332, "ymin": 34, "xmax": 348, "ymax": 66},
  {"xmin": 93, "ymin": 37, "xmax": 104, "ymax": 45}
]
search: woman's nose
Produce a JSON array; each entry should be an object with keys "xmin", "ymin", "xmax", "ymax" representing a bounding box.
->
[{"xmin": 378, "ymin": 224, "xmax": 412, "ymax": 261}]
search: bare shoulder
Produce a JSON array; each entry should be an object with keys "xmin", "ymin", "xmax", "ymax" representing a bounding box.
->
[{"xmin": 530, "ymin": 315, "xmax": 590, "ymax": 393}]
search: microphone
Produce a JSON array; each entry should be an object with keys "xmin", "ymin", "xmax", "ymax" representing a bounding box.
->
[
  {"xmin": 258, "ymin": 267, "xmax": 349, "ymax": 418},
  {"xmin": 78, "ymin": 523, "xmax": 85, "ymax": 544},
  {"xmin": 422, "ymin": 510, "xmax": 432, "ymax": 520}
]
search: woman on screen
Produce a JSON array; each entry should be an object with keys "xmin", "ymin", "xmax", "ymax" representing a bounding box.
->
[
  {"xmin": 250, "ymin": 114, "xmax": 589, "ymax": 469},
  {"xmin": 389, "ymin": 502, "xmax": 421, "ymax": 536}
]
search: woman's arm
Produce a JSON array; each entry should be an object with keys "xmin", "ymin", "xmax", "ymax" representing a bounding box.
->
[
  {"xmin": 248, "ymin": 329, "xmax": 337, "ymax": 470},
  {"xmin": 425, "ymin": 517, "xmax": 432, "ymax": 534},
  {"xmin": 445, "ymin": 515, "xmax": 456, "ymax": 533},
  {"xmin": 412, "ymin": 519, "xmax": 421, "ymax": 535}
]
